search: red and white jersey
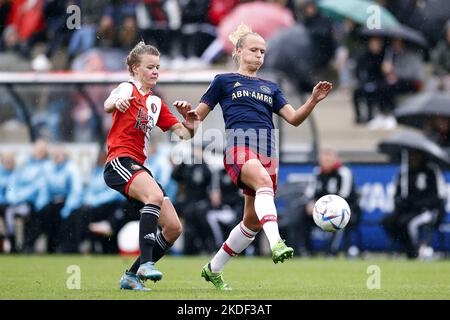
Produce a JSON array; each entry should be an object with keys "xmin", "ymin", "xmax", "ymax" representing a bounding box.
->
[{"xmin": 106, "ymin": 79, "xmax": 179, "ymax": 165}]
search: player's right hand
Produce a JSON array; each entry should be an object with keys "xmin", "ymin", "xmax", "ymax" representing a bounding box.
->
[
  {"xmin": 115, "ymin": 97, "xmax": 135, "ymax": 112},
  {"xmin": 173, "ymin": 100, "xmax": 192, "ymax": 119}
]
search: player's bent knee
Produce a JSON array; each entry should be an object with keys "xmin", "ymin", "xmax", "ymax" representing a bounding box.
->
[
  {"xmin": 255, "ymin": 175, "xmax": 273, "ymax": 190},
  {"xmin": 142, "ymin": 191, "xmax": 164, "ymax": 207}
]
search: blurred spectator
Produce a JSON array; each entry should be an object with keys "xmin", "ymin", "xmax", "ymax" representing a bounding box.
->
[
  {"xmin": 31, "ymin": 90, "xmax": 76, "ymax": 142},
  {"xmin": 71, "ymin": 48, "xmax": 127, "ymax": 71},
  {"xmin": 381, "ymin": 38, "xmax": 425, "ymax": 114},
  {"xmin": 67, "ymin": 0, "xmax": 110, "ymax": 62},
  {"xmin": 6, "ymin": 139, "xmax": 50, "ymax": 252},
  {"xmin": 0, "ymin": 25, "xmax": 32, "ymax": 71},
  {"xmin": 431, "ymin": 20, "xmax": 450, "ymax": 92},
  {"xmin": 0, "ymin": 152, "xmax": 15, "ymax": 253},
  {"xmin": 352, "ymin": 37, "xmax": 389, "ymax": 126},
  {"xmin": 332, "ymin": 19, "xmax": 363, "ymax": 91},
  {"xmin": 382, "ymin": 150, "xmax": 447, "ymax": 259},
  {"xmin": 136, "ymin": 0, "xmax": 180, "ymax": 61},
  {"xmin": 24, "ymin": 144, "xmax": 83, "ymax": 253},
  {"xmin": 302, "ymin": 148, "xmax": 361, "ymax": 257},
  {"xmin": 95, "ymin": 14, "xmax": 118, "ymax": 49},
  {"xmin": 172, "ymin": 146, "xmax": 214, "ymax": 255},
  {"xmin": 424, "ymin": 116, "xmax": 450, "ymax": 150},
  {"xmin": 177, "ymin": 0, "xmax": 216, "ymax": 67},
  {"xmin": 117, "ymin": 14, "xmax": 139, "ymax": 51},
  {"xmin": 70, "ymin": 51, "xmax": 110, "ymax": 142},
  {"xmin": 0, "ymin": 0, "xmax": 11, "ymax": 38},
  {"xmin": 299, "ymin": 0, "xmax": 336, "ymax": 70},
  {"xmin": 31, "ymin": 0, "xmax": 74, "ymax": 71},
  {"xmin": 206, "ymin": 167, "xmax": 243, "ymax": 249},
  {"xmin": 76, "ymin": 150, "xmax": 126, "ymax": 253},
  {"xmin": 145, "ymin": 141, "xmax": 178, "ymax": 202},
  {"xmin": 199, "ymin": 0, "xmax": 239, "ymax": 65},
  {"xmin": 207, "ymin": 0, "xmax": 239, "ymax": 27},
  {"xmin": 102, "ymin": 0, "xmax": 136, "ymax": 24},
  {"xmin": 6, "ymin": 0, "xmax": 45, "ymax": 58}
]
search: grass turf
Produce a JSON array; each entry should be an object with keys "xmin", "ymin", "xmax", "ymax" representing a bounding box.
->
[{"xmin": 0, "ymin": 255, "xmax": 449, "ymax": 300}]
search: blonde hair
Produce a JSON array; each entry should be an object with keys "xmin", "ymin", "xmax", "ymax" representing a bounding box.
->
[
  {"xmin": 126, "ymin": 41, "xmax": 160, "ymax": 75},
  {"xmin": 229, "ymin": 23, "xmax": 261, "ymax": 65}
]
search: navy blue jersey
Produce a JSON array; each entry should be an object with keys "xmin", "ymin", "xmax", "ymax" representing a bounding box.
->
[{"xmin": 200, "ymin": 73, "xmax": 288, "ymax": 157}]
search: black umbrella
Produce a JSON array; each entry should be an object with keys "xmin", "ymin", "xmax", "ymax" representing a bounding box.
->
[
  {"xmin": 263, "ymin": 24, "xmax": 317, "ymax": 92},
  {"xmin": 359, "ymin": 24, "xmax": 429, "ymax": 48},
  {"xmin": 419, "ymin": 0, "xmax": 450, "ymax": 47},
  {"xmin": 378, "ymin": 129, "xmax": 450, "ymax": 167},
  {"xmin": 383, "ymin": 0, "xmax": 450, "ymax": 47},
  {"xmin": 394, "ymin": 93, "xmax": 450, "ymax": 128}
]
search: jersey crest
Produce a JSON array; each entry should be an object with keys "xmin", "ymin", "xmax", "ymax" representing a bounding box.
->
[{"xmin": 133, "ymin": 95, "xmax": 162, "ymax": 134}]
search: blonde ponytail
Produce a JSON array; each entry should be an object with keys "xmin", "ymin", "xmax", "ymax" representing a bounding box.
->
[{"xmin": 229, "ymin": 23, "xmax": 253, "ymax": 47}]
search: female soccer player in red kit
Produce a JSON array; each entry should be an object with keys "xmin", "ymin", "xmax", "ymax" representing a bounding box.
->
[
  {"xmin": 176, "ymin": 24, "xmax": 333, "ymax": 290},
  {"xmin": 103, "ymin": 41, "xmax": 197, "ymax": 291}
]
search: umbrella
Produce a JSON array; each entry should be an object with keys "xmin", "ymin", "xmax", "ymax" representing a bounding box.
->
[
  {"xmin": 359, "ymin": 24, "xmax": 428, "ymax": 48},
  {"xmin": 418, "ymin": 0, "xmax": 450, "ymax": 47},
  {"xmin": 378, "ymin": 129, "xmax": 450, "ymax": 167},
  {"xmin": 394, "ymin": 93, "xmax": 450, "ymax": 128},
  {"xmin": 262, "ymin": 24, "xmax": 317, "ymax": 92},
  {"xmin": 318, "ymin": 0, "xmax": 399, "ymax": 29},
  {"xmin": 383, "ymin": 0, "xmax": 450, "ymax": 47},
  {"xmin": 217, "ymin": 1, "xmax": 295, "ymax": 53}
]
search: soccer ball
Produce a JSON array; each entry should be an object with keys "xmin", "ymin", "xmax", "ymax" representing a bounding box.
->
[
  {"xmin": 117, "ymin": 221, "xmax": 140, "ymax": 256},
  {"xmin": 313, "ymin": 194, "xmax": 351, "ymax": 232}
]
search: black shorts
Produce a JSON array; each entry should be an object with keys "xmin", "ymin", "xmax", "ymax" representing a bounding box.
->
[{"xmin": 103, "ymin": 157, "xmax": 167, "ymax": 202}]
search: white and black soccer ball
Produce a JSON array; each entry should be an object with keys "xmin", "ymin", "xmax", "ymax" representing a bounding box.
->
[{"xmin": 313, "ymin": 194, "xmax": 351, "ymax": 232}]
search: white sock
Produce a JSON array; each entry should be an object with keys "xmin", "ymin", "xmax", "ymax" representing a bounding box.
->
[
  {"xmin": 210, "ymin": 222, "xmax": 258, "ymax": 273},
  {"xmin": 254, "ymin": 187, "xmax": 281, "ymax": 249}
]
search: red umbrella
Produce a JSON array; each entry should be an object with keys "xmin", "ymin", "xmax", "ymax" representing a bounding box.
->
[{"xmin": 218, "ymin": 1, "xmax": 295, "ymax": 53}]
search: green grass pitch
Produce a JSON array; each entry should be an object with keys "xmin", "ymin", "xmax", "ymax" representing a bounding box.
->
[{"xmin": 0, "ymin": 255, "xmax": 449, "ymax": 300}]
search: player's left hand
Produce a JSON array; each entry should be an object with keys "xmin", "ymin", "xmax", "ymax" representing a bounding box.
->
[
  {"xmin": 311, "ymin": 81, "xmax": 333, "ymax": 103},
  {"xmin": 173, "ymin": 100, "xmax": 192, "ymax": 119}
]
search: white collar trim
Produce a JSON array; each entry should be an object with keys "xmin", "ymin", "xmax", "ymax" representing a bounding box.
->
[{"xmin": 128, "ymin": 78, "xmax": 149, "ymax": 95}]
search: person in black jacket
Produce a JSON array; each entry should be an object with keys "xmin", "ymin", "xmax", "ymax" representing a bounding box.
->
[
  {"xmin": 179, "ymin": 0, "xmax": 215, "ymax": 59},
  {"xmin": 172, "ymin": 146, "xmax": 214, "ymax": 254},
  {"xmin": 302, "ymin": 148, "xmax": 361, "ymax": 256},
  {"xmin": 352, "ymin": 36, "xmax": 388, "ymax": 124},
  {"xmin": 382, "ymin": 150, "xmax": 447, "ymax": 259},
  {"xmin": 300, "ymin": 0, "xmax": 336, "ymax": 70},
  {"xmin": 207, "ymin": 168, "xmax": 244, "ymax": 250}
]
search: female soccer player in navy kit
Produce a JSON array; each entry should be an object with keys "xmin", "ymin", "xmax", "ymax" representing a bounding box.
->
[
  {"xmin": 176, "ymin": 24, "xmax": 333, "ymax": 290},
  {"xmin": 103, "ymin": 41, "xmax": 197, "ymax": 291}
]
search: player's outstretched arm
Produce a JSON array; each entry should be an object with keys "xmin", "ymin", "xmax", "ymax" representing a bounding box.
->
[
  {"xmin": 174, "ymin": 101, "xmax": 211, "ymax": 122},
  {"xmin": 278, "ymin": 81, "xmax": 333, "ymax": 127},
  {"xmin": 171, "ymin": 101, "xmax": 212, "ymax": 139}
]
